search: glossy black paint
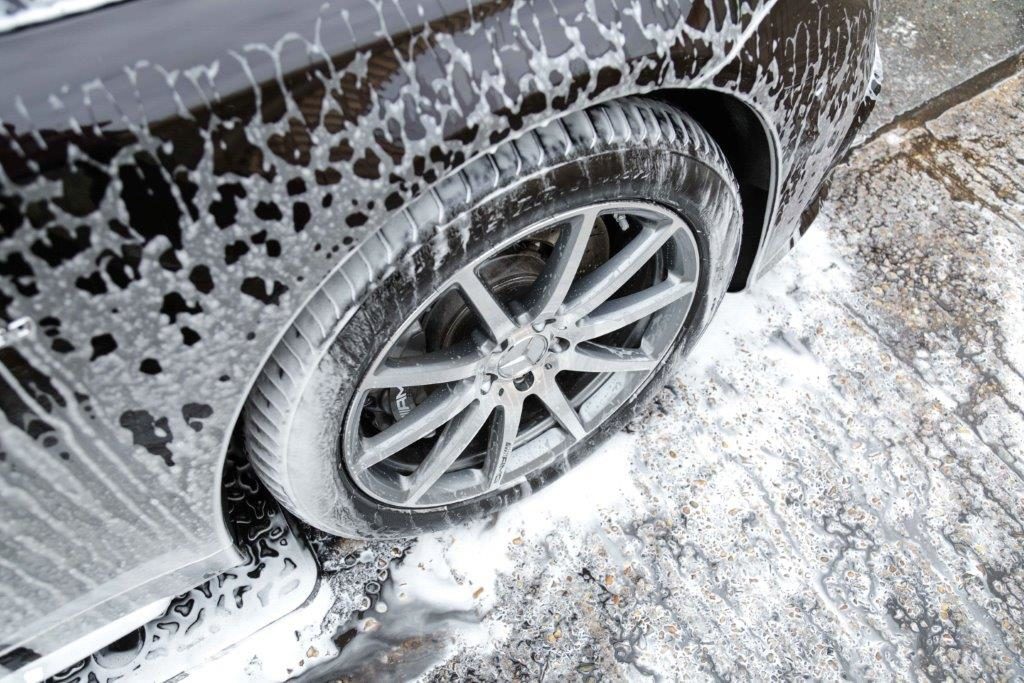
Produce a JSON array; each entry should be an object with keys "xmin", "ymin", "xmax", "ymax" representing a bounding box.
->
[{"xmin": 0, "ymin": 0, "xmax": 879, "ymax": 673}]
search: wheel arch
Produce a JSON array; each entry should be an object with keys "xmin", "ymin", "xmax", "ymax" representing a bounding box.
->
[
  {"xmin": 650, "ymin": 88, "xmax": 777, "ymax": 292},
  {"xmin": 203, "ymin": 5, "xmax": 791, "ymax": 540},
  {"xmin": 215, "ymin": 86, "xmax": 777, "ymax": 536}
]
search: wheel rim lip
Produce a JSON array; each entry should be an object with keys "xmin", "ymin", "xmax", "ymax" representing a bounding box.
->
[{"xmin": 340, "ymin": 200, "xmax": 701, "ymax": 509}]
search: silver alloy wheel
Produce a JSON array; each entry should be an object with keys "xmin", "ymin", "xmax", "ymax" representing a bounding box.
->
[{"xmin": 341, "ymin": 201, "xmax": 700, "ymax": 508}]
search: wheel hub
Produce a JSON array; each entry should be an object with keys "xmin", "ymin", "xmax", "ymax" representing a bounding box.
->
[
  {"xmin": 495, "ymin": 333, "xmax": 549, "ymax": 380},
  {"xmin": 342, "ymin": 201, "xmax": 700, "ymax": 509}
]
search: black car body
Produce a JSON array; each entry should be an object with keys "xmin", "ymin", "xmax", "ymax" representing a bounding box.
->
[{"xmin": 0, "ymin": 0, "xmax": 881, "ymax": 677}]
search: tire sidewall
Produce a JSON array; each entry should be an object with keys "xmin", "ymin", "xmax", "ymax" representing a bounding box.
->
[{"xmin": 283, "ymin": 145, "xmax": 740, "ymax": 538}]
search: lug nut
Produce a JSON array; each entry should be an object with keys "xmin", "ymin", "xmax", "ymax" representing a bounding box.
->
[{"xmin": 513, "ymin": 371, "xmax": 535, "ymax": 391}]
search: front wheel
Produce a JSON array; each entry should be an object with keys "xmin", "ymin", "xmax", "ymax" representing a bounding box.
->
[{"xmin": 244, "ymin": 97, "xmax": 742, "ymax": 538}]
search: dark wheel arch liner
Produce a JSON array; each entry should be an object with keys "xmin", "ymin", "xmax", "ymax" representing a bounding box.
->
[{"xmin": 656, "ymin": 89, "xmax": 777, "ymax": 292}]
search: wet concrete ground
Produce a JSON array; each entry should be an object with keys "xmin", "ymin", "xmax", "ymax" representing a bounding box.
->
[
  {"xmin": 872, "ymin": 0, "xmax": 1024, "ymax": 131},
  {"xmin": 188, "ymin": 64, "xmax": 1024, "ymax": 682}
]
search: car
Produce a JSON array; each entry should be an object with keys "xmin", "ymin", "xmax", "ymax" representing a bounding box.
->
[{"xmin": 0, "ymin": 0, "xmax": 882, "ymax": 678}]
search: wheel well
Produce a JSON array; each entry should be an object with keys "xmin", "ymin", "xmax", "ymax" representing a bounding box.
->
[
  {"xmin": 220, "ymin": 88, "xmax": 776, "ymax": 534},
  {"xmin": 649, "ymin": 89, "xmax": 774, "ymax": 291}
]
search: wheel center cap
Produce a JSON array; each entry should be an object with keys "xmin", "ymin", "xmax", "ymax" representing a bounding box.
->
[{"xmin": 496, "ymin": 334, "xmax": 548, "ymax": 379}]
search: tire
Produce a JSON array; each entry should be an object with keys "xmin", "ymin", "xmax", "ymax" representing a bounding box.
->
[{"xmin": 244, "ymin": 96, "xmax": 742, "ymax": 538}]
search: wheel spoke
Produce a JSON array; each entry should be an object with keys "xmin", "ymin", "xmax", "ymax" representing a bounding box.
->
[
  {"xmin": 404, "ymin": 398, "xmax": 494, "ymax": 504},
  {"xmin": 564, "ymin": 219, "xmax": 681, "ymax": 319},
  {"xmin": 573, "ymin": 275, "xmax": 696, "ymax": 341},
  {"xmin": 483, "ymin": 397, "xmax": 524, "ymax": 487},
  {"xmin": 559, "ymin": 342, "xmax": 658, "ymax": 374},
  {"xmin": 526, "ymin": 208, "xmax": 600, "ymax": 322},
  {"xmin": 454, "ymin": 270, "xmax": 518, "ymax": 342},
  {"xmin": 536, "ymin": 381, "xmax": 587, "ymax": 440},
  {"xmin": 354, "ymin": 382, "xmax": 476, "ymax": 471},
  {"xmin": 363, "ymin": 341, "xmax": 486, "ymax": 389}
]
